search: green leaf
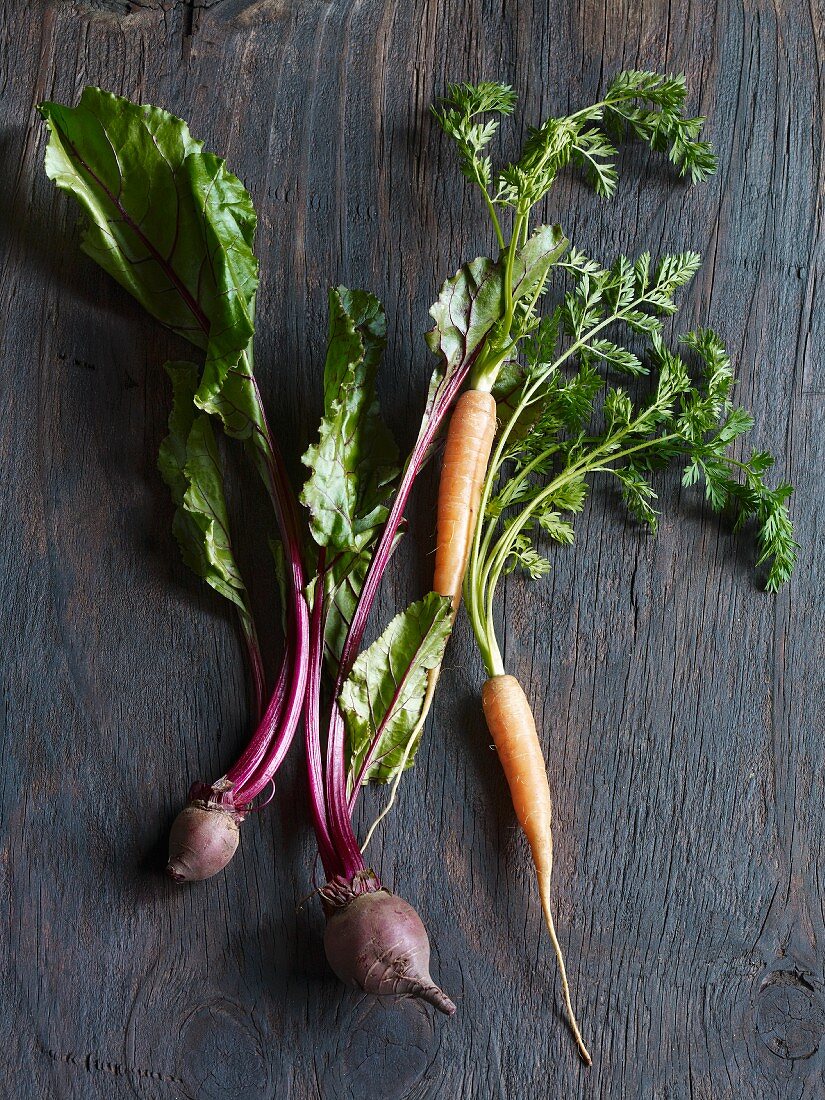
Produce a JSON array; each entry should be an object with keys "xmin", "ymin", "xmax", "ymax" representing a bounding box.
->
[
  {"xmin": 432, "ymin": 82, "xmax": 517, "ymax": 191},
  {"xmin": 301, "ymin": 286, "xmax": 399, "ymax": 552},
  {"xmin": 342, "ymin": 592, "xmax": 453, "ymax": 785},
  {"xmin": 756, "ymin": 485, "xmax": 798, "ymax": 592},
  {"xmin": 158, "ymin": 362, "xmax": 253, "ymax": 618},
  {"xmin": 603, "ymin": 71, "xmax": 717, "ymax": 184},
  {"xmin": 492, "ymin": 358, "xmax": 532, "ymax": 433},
  {"xmin": 438, "ymin": 81, "xmax": 518, "ymax": 119},
  {"xmin": 585, "ymin": 338, "xmax": 645, "ymax": 376},
  {"xmin": 39, "ymin": 88, "xmax": 257, "ymax": 409},
  {"xmin": 570, "ymin": 128, "xmax": 620, "ymax": 197},
  {"xmin": 322, "ymin": 549, "xmax": 371, "ymax": 670},
  {"xmin": 494, "ymin": 70, "xmax": 715, "ymax": 209},
  {"xmin": 503, "ymin": 529, "xmax": 553, "ymax": 577},
  {"xmin": 509, "ymin": 224, "xmax": 569, "ymax": 303},
  {"xmin": 422, "ymin": 255, "xmax": 505, "ymax": 426},
  {"xmin": 604, "ymin": 387, "xmax": 633, "ymax": 428},
  {"xmin": 196, "ymin": 351, "xmax": 267, "ymax": 455},
  {"xmin": 537, "ymin": 510, "xmax": 576, "ymax": 545},
  {"xmin": 318, "ymin": 531, "xmax": 404, "ymax": 675},
  {"xmin": 425, "ymin": 228, "xmax": 568, "ymax": 409}
]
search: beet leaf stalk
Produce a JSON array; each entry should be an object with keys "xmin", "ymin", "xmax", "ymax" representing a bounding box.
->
[{"xmin": 39, "ymin": 89, "xmax": 309, "ymax": 881}]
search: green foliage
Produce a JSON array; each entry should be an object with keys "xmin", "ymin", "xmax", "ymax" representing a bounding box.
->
[
  {"xmin": 434, "ymin": 70, "xmax": 716, "ymax": 215},
  {"xmin": 423, "ymin": 255, "xmax": 505, "ymax": 422},
  {"xmin": 158, "ymin": 362, "xmax": 257, "ymax": 630},
  {"xmin": 301, "ymin": 287, "xmax": 399, "ymax": 552},
  {"xmin": 509, "ymin": 225, "xmax": 569, "ymax": 304},
  {"xmin": 320, "ymin": 549, "xmax": 371, "ymax": 671},
  {"xmin": 300, "ymin": 288, "xmax": 404, "ymax": 683},
  {"xmin": 39, "ymin": 88, "xmax": 257, "ymax": 409},
  {"xmin": 559, "ymin": 249, "xmax": 702, "ymax": 341},
  {"xmin": 341, "ymin": 592, "xmax": 453, "ymax": 785},
  {"xmin": 432, "ymin": 69, "xmax": 716, "ymax": 425},
  {"xmin": 431, "ymin": 81, "xmax": 517, "ymax": 191},
  {"xmin": 613, "ymin": 464, "xmax": 659, "ymax": 531},
  {"xmin": 39, "ymin": 87, "xmax": 287, "ymax": 630},
  {"xmin": 602, "ymin": 71, "xmax": 717, "ymax": 185},
  {"xmin": 424, "ymin": 226, "xmax": 568, "ymax": 418},
  {"xmin": 466, "ymin": 247, "xmax": 796, "ymax": 675}
]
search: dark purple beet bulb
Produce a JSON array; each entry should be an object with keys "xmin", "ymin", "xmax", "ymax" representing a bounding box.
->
[
  {"xmin": 322, "ymin": 871, "xmax": 456, "ymax": 1015},
  {"xmin": 166, "ymin": 794, "xmax": 244, "ymax": 883}
]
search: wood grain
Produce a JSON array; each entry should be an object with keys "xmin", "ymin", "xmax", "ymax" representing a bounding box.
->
[{"xmin": 0, "ymin": 1, "xmax": 822, "ymax": 1096}]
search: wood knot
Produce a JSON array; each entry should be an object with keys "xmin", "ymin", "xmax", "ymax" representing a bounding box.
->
[
  {"xmin": 756, "ymin": 969, "xmax": 825, "ymax": 1060},
  {"xmin": 322, "ymin": 998, "xmax": 438, "ymax": 1098}
]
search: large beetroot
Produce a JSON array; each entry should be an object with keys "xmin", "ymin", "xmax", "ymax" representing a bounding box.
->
[{"xmin": 322, "ymin": 872, "xmax": 455, "ymax": 1015}]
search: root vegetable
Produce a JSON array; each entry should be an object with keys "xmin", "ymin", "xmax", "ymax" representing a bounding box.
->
[
  {"xmin": 166, "ymin": 802, "xmax": 242, "ymax": 883},
  {"xmin": 322, "ymin": 872, "xmax": 456, "ymax": 1015}
]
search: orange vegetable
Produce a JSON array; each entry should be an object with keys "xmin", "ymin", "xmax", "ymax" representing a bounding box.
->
[
  {"xmin": 434, "ymin": 389, "xmax": 498, "ymax": 604},
  {"xmin": 482, "ymin": 674, "xmax": 591, "ymax": 1064}
]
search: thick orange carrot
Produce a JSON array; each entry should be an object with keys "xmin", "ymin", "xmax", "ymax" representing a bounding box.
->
[
  {"xmin": 434, "ymin": 389, "xmax": 498, "ymax": 604},
  {"xmin": 482, "ymin": 674, "xmax": 591, "ymax": 1065},
  {"xmin": 360, "ymin": 389, "xmax": 497, "ymax": 851}
]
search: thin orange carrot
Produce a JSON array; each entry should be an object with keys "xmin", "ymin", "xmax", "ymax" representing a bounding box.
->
[{"xmin": 482, "ymin": 674, "xmax": 591, "ymax": 1065}]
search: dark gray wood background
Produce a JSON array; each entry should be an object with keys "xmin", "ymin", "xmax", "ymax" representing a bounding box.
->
[{"xmin": 1, "ymin": 1, "xmax": 822, "ymax": 1097}]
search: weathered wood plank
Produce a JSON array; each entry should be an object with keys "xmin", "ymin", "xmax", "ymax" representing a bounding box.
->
[{"xmin": 0, "ymin": 1, "xmax": 821, "ymax": 1097}]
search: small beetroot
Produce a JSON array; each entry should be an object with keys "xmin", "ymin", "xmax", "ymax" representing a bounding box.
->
[
  {"xmin": 322, "ymin": 872, "xmax": 455, "ymax": 1015},
  {"xmin": 166, "ymin": 799, "xmax": 243, "ymax": 883}
]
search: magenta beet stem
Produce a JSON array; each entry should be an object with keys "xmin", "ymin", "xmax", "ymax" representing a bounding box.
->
[
  {"xmin": 304, "ymin": 554, "xmax": 345, "ymax": 879},
  {"xmin": 239, "ymin": 622, "xmax": 307, "ymax": 801},
  {"xmin": 225, "ymin": 651, "xmax": 288, "ymax": 791},
  {"xmin": 229, "ymin": 393, "xmax": 309, "ymax": 804},
  {"xmin": 323, "ymin": 346, "xmax": 483, "ymax": 857}
]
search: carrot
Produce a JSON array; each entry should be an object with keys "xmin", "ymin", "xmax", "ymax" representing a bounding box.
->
[
  {"xmin": 434, "ymin": 389, "xmax": 498, "ymax": 604},
  {"xmin": 482, "ymin": 674, "xmax": 591, "ymax": 1065}
]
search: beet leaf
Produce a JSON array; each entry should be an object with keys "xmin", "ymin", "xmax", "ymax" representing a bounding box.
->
[
  {"xmin": 40, "ymin": 88, "xmax": 309, "ymax": 846},
  {"xmin": 159, "ymin": 362, "xmax": 254, "ymax": 619},
  {"xmin": 301, "ymin": 287, "xmax": 399, "ymax": 554},
  {"xmin": 342, "ymin": 591, "xmax": 452, "ymax": 791},
  {"xmin": 39, "ymin": 88, "xmax": 257, "ymax": 408}
]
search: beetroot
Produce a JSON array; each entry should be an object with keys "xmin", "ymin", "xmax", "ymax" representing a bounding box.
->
[
  {"xmin": 322, "ymin": 873, "xmax": 455, "ymax": 1015},
  {"xmin": 166, "ymin": 801, "xmax": 243, "ymax": 883},
  {"xmin": 299, "ymin": 290, "xmax": 469, "ymax": 1016}
]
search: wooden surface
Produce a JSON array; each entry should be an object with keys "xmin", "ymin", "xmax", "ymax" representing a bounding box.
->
[{"xmin": 1, "ymin": 1, "xmax": 822, "ymax": 1096}]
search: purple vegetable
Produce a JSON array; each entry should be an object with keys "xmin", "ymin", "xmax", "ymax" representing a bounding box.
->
[
  {"xmin": 166, "ymin": 801, "xmax": 243, "ymax": 883},
  {"xmin": 301, "ymin": 331, "xmax": 483, "ymax": 1007},
  {"xmin": 322, "ymin": 872, "xmax": 456, "ymax": 1015}
]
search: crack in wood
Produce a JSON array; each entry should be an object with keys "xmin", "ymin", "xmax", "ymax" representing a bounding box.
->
[
  {"xmin": 182, "ymin": 0, "xmax": 195, "ymax": 38},
  {"xmin": 43, "ymin": 1047, "xmax": 186, "ymax": 1087},
  {"xmin": 73, "ymin": 0, "xmax": 283, "ymax": 25},
  {"xmin": 72, "ymin": 0, "xmax": 164, "ymax": 14}
]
